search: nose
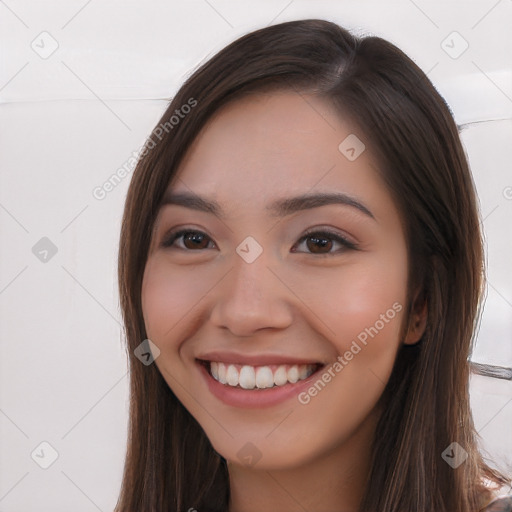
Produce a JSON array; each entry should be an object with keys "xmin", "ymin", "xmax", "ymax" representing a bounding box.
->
[{"xmin": 209, "ymin": 252, "xmax": 294, "ymax": 336}]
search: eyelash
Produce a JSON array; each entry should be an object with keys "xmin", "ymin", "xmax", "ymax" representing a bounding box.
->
[{"xmin": 160, "ymin": 227, "xmax": 357, "ymax": 254}]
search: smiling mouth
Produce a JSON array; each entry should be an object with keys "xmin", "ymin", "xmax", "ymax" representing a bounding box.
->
[{"xmin": 197, "ymin": 360, "xmax": 324, "ymax": 390}]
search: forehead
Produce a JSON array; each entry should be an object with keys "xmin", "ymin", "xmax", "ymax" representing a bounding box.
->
[{"xmin": 168, "ymin": 90, "xmax": 387, "ymax": 216}]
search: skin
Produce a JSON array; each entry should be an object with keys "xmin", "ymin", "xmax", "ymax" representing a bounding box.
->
[{"xmin": 141, "ymin": 90, "xmax": 427, "ymax": 512}]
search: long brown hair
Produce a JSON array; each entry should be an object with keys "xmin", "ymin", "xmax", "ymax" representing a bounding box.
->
[{"xmin": 115, "ymin": 19, "xmax": 510, "ymax": 512}]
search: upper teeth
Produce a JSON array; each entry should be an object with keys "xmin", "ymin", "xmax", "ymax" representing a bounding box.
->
[{"xmin": 209, "ymin": 362, "xmax": 316, "ymax": 389}]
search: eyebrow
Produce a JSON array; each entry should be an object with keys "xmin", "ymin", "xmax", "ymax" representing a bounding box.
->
[{"xmin": 160, "ymin": 191, "xmax": 375, "ymax": 220}]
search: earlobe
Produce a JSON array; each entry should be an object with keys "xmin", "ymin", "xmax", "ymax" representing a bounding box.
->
[{"xmin": 403, "ymin": 295, "xmax": 428, "ymax": 345}]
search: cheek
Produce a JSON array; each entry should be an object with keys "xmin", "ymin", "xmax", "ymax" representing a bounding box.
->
[
  {"xmin": 289, "ymin": 253, "xmax": 408, "ymax": 353},
  {"xmin": 141, "ymin": 256, "xmax": 214, "ymax": 343},
  {"xmin": 292, "ymin": 269, "xmax": 406, "ymax": 451}
]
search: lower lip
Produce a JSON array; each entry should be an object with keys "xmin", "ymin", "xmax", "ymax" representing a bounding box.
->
[{"xmin": 197, "ymin": 361, "xmax": 324, "ymax": 409}]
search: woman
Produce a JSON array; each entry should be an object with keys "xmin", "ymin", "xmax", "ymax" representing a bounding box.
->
[{"xmin": 115, "ymin": 19, "xmax": 511, "ymax": 512}]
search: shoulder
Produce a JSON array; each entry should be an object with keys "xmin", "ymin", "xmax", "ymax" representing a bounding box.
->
[{"xmin": 482, "ymin": 495, "xmax": 512, "ymax": 511}]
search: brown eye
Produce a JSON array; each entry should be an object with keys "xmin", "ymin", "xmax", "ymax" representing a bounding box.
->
[
  {"xmin": 292, "ymin": 230, "xmax": 357, "ymax": 255},
  {"xmin": 182, "ymin": 232, "xmax": 210, "ymax": 249},
  {"xmin": 161, "ymin": 230, "xmax": 215, "ymax": 250},
  {"xmin": 305, "ymin": 235, "xmax": 334, "ymax": 254}
]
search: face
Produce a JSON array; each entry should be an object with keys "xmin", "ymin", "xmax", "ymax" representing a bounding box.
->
[{"xmin": 141, "ymin": 90, "xmax": 417, "ymax": 470}]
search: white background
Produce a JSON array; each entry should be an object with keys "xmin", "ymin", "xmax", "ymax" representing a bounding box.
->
[{"xmin": 1, "ymin": 1, "xmax": 511, "ymax": 510}]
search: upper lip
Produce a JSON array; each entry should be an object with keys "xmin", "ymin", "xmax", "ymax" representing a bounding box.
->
[{"xmin": 196, "ymin": 350, "xmax": 325, "ymax": 366}]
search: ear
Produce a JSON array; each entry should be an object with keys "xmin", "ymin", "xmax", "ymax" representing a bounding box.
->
[{"xmin": 403, "ymin": 289, "xmax": 428, "ymax": 345}]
